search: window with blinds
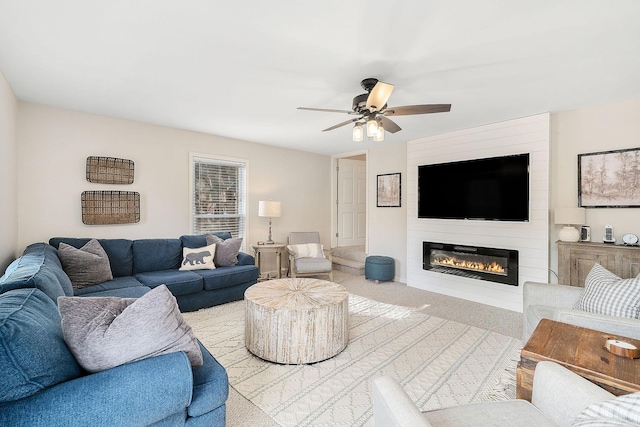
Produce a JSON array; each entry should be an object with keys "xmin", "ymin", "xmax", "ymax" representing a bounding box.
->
[{"xmin": 191, "ymin": 155, "xmax": 247, "ymax": 243}]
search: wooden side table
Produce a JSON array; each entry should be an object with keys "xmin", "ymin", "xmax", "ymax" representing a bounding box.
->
[
  {"xmin": 251, "ymin": 243, "xmax": 286, "ymax": 280},
  {"xmin": 516, "ymin": 319, "xmax": 640, "ymax": 401}
]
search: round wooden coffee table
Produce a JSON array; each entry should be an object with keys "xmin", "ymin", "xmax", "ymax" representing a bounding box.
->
[{"xmin": 244, "ymin": 278, "xmax": 349, "ymax": 364}]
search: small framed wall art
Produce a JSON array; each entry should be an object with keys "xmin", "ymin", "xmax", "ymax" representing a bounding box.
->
[
  {"xmin": 377, "ymin": 172, "xmax": 401, "ymax": 207},
  {"xmin": 578, "ymin": 147, "xmax": 640, "ymax": 208}
]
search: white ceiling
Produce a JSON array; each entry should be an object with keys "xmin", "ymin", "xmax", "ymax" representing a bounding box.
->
[{"xmin": 1, "ymin": 1, "xmax": 639, "ymax": 156}]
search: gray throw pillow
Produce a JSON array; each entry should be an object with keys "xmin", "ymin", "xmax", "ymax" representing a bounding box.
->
[
  {"xmin": 58, "ymin": 239, "xmax": 113, "ymax": 289},
  {"xmin": 58, "ymin": 285, "xmax": 203, "ymax": 373},
  {"xmin": 206, "ymin": 234, "xmax": 243, "ymax": 267}
]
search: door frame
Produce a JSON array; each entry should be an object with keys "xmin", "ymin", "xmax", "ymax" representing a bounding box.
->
[{"xmin": 330, "ymin": 150, "xmax": 368, "ymax": 250}]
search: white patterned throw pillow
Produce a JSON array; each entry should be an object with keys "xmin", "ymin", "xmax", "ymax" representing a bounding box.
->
[
  {"xmin": 571, "ymin": 392, "xmax": 640, "ymax": 427},
  {"xmin": 287, "ymin": 243, "xmax": 325, "ymax": 259},
  {"xmin": 573, "ymin": 263, "xmax": 640, "ymax": 319},
  {"xmin": 179, "ymin": 244, "xmax": 216, "ymax": 271}
]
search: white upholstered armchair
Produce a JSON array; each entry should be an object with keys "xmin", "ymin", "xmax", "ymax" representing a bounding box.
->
[{"xmin": 287, "ymin": 232, "xmax": 333, "ymax": 282}]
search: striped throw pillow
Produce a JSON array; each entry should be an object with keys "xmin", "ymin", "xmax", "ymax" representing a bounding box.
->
[
  {"xmin": 571, "ymin": 392, "xmax": 640, "ymax": 427},
  {"xmin": 573, "ymin": 263, "xmax": 640, "ymax": 319}
]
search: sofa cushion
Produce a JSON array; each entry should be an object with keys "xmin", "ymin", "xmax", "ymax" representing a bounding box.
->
[
  {"xmin": 179, "ymin": 244, "xmax": 216, "ymax": 271},
  {"xmin": 571, "ymin": 392, "xmax": 640, "ymax": 427},
  {"xmin": 0, "ymin": 288, "xmax": 82, "ymax": 403},
  {"xmin": 195, "ymin": 265, "xmax": 260, "ymax": 291},
  {"xmin": 58, "ymin": 285, "xmax": 203, "ymax": 373},
  {"xmin": 132, "ymin": 239, "xmax": 182, "ymax": 273},
  {"xmin": 50, "ymin": 238, "xmax": 134, "ymax": 277},
  {"xmin": 58, "ymin": 239, "xmax": 114, "ymax": 289},
  {"xmin": 180, "ymin": 232, "xmax": 232, "ymax": 249},
  {"xmin": 0, "ymin": 244, "xmax": 70, "ymax": 301},
  {"xmin": 207, "ymin": 235, "xmax": 242, "ymax": 267},
  {"xmin": 78, "ymin": 286, "xmax": 150, "ymax": 299},
  {"xmin": 134, "ymin": 270, "xmax": 204, "ymax": 296},
  {"xmin": 72, "ymin": 275, "xmax": 146, "ymax": 296},
  {"xmin": 574, "ymin": 263, "xmax": 640, "ymax": 319}
]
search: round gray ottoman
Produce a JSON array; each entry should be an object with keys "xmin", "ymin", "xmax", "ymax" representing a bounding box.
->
[{"xmin": 365, "ymin": 256, "xmax": 395, "ymax": 284}]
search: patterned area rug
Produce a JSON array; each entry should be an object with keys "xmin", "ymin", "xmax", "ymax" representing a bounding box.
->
[{"xmin": 183, "ymin": 294, "xmax": 522, "ymax": 427}]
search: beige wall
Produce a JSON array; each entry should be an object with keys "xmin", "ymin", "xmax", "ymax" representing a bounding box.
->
[
  {"xmin": 16, "ymin": 103, "xmax": 331, "ymax": 258},
  {"xmin": 367, "ymin": 143, "xmax": 408, "ymax": 282},
  {"xmin": 0, "ymin": 72, "xmax": 17, "ymax": 270},
  {"xmin": 549, "ymin": 97, "xmax": 640, "ymax": 281}
]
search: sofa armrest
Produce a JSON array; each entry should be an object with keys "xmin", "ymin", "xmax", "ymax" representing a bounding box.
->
[
  {"xmin": 532, "ymin": 361, "xmax": 614, "ymax": 426},
  {"xmin": 555, "ymin": 309, "xmax": 640, "ymax": 340},
  {"xmin": 0, "ymin": 352, "xmax": 194, "ymax": 427},
  {"xmin": 237, "ymin": 251, "xmax": 255, "ymax": 266},
  {"xmin": 523, "ymin": 281, "xmax": 583, "ymax": 312},
  {"xmin": 372, "ymin": 376, "xmax": 432, "ymax": 427}
]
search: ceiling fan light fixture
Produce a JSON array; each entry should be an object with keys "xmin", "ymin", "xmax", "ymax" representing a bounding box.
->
[
  {"xmin": 373, "ymin": 123, "xmax": 384, "ymax": 142},
  {"xmin": 352, "ymin": 123, "xmax": 364, "ymax": 142},
  {"xmin": 366, "ymin": 117, "xmax": 379, "ymax": 137}
]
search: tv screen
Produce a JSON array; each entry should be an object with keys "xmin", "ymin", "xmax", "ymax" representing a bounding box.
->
[{"xmin": 418, "ymin": 153, "xmax": 530, "ymax": 221}]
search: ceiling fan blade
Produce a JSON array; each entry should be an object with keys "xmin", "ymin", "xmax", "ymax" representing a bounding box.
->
[
  {"xmin": 322, "ymin": 117, "xmax": 360, "ymax": 132},
  {"xmin": 378, "ymin": 116, "xmax": 402, "ymax": 133},
  {"xmin": 366, "ymin": 82, "xmax": 394, "ymax": 112},
  {"xmin": 297, "ymin": 107, "xmax": 354, "ymax": 114},
  {"xmin": 383, "ymin": 104, "xmax": 451, "ymax": 116}
]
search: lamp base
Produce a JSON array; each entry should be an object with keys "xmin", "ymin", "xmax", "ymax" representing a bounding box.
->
[{"xmin": 559, "ymin": 226, "xmax": 580, "ymax": 242}]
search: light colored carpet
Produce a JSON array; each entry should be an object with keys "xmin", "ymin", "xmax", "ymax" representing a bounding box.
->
[{"xmin": 183, "ymin": 281, "xmax": 522, "ymax": 427}]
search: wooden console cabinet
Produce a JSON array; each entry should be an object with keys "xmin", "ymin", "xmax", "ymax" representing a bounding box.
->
[{"xmin": 558, "ymin": 241, "xmax": 640, "ymax": 287}]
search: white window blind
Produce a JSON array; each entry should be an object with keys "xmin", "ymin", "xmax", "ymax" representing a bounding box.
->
[{"xmin": 191, "ymin": 155, "xmax": 246, "ymax": 242}]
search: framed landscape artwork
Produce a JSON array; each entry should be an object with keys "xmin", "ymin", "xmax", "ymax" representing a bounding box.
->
[
  {"xmin": 377, "ymin": 173, "xmax": 401, "ymax": 207},
  {"xmin": 578, "ymin": 147, "xmax": 640, "ymax": 208}
]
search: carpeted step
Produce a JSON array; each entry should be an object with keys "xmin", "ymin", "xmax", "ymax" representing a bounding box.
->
[
  {"xmin": 332, "ymin": 256, "xmax": 365, "ymax": 276},
  {"xmin": 331, "ymin": 246, "xmax": 367, "ymax": 263}
]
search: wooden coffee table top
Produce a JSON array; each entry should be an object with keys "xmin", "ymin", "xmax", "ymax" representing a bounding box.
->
[{"xmin": 521, "ymin": 319, "xmax": 640, "ymax": 395}]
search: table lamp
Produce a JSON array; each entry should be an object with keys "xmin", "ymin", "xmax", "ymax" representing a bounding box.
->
[
  {"xmin": 258, "ymin": 200, "xmax": 281, "ymax": 244},
  {"xmin": 554, "ymin": 207, "xmax": 586, "ymax": 242}
]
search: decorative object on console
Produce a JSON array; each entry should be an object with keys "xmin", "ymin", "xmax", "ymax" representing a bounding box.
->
[
  {"xmin": 81, "ymin": 191, "xmax": 140, "ymax": 224},
  {"xmin": 86, "ymin": 156, "xmax": 134, "ymax": 184},
  {"xmin": 258, "ymin": 200, "xmax": 281, "ymax": 245},
  {"xmin": 581, "ymin": 225, "xmax": 591, "ymax": 242},
  {"xmin": 377, "ymin": 173, "xmax": 401, "ymax": 207},
  {"xmin": 554, "ymin": 207, "xmax": 586, "ymax": 242},
  {"xmin": 604, "ymin": 224, "xmax": 616, "ymax": 243},
  {"xmin": 579, "ymin": 147, "xmax": 640, "ymax": 208},
  {"xmin": 623, "ymin": 233, "xmax": 639, "ymax": 246}
]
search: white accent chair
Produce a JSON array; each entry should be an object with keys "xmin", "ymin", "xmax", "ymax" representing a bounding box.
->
[
  {"xmin": 372, "ymin": 361, "xmax": 614, "ymax": 427},
  {"xmin": 287, "ymin": 232, "xmax": 333, "ymax": 282},
  {"xmin": 522, "ymin": 281, "xmax": 640, "ymax": 342}
]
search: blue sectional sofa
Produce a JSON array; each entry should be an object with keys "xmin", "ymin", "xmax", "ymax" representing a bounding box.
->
[{"xmin": 0, "ymin": 234, "xmax": 259, "ymax": 426}]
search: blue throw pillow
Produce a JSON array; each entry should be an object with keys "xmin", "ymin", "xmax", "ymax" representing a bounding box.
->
[{"xmin": 0, "ymin": 288, "xmax": 82, "ymax": 403}]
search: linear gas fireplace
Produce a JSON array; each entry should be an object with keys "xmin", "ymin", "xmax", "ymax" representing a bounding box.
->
[{"xmin": 423, "ymin": 242, "xmax": 519, "ymax": 286}]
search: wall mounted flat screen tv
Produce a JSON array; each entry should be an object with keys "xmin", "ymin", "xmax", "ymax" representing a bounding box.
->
[{"xmin": 418, "ymin": 153, "xmax": 530, "ymax": 221}]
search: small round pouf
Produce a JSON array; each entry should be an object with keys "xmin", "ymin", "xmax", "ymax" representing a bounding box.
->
[
  {"xmin": 244, "ymin": 278, "xmax": 349, "ymax": 364},
  {"xmin": 365, "ymin": 256, "xmax": 395, "ymax": 284}
]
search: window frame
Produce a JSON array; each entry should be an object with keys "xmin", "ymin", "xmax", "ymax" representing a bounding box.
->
[{"xmin": 189, "ymin": 152, "xmax": 248, "ymax": 250}]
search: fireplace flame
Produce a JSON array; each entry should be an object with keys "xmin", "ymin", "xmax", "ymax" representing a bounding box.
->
[{"xmin": 432, "ymin": 256, "xmax": 506, "ymax": 274}]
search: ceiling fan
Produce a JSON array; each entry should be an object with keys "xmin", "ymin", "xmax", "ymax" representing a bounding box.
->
[{"xmin": 298, "ymin": 78, "xmax": 451, "ymax": 141}]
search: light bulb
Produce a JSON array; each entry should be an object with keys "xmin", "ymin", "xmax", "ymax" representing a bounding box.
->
[
  {"xmin": 373, "ymin": 124, "xmax": 384, "ymax": 142},
  {"xmin": 352, "ymin": 123, "xmax": 364, "ymax": 142},
  {"xmin": 366, "ymin": 118, "xmax": 379, "ymax": 137}
]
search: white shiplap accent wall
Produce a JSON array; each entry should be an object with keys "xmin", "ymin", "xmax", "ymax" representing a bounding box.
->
[{"xmin": 407, "ymin": 113, "xmax": 550, "ymax": 312}]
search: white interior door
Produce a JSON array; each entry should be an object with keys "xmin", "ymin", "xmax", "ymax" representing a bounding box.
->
[{"xmin": 337, "ymin": 158, "xmax": 366, "ymax": 247}]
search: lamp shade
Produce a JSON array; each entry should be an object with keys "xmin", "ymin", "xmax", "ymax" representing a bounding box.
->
[
  {"xmin": 554, "ymin": 208, "xmax": 586, "ymax": 225},
  {"xmin": 258, "ymin": 200, "xmax": 281, "ymax": 218}
]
